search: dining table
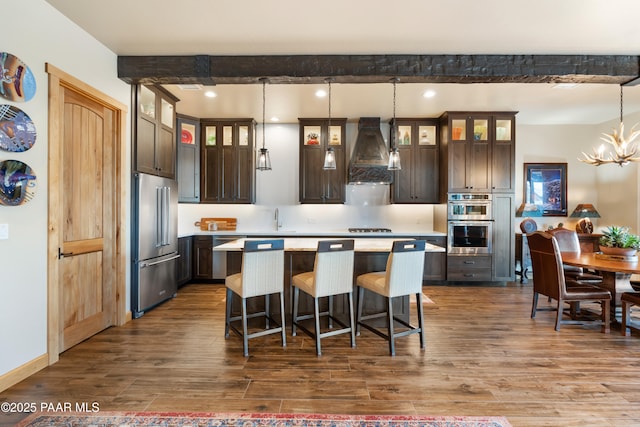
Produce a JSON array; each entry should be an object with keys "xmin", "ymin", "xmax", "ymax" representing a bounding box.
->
[{"xmin": 561, "ymin": 251, "xmax": 639, "ymax": 321}]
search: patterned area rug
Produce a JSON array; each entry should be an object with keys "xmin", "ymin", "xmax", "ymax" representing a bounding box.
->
[{"xmin": 15, "ymin": 411, "xmax": 512, "ymax": 427}]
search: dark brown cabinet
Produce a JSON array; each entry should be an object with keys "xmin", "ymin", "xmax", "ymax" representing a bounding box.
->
[
  {"xmin": 193, "ymin": 235, "xmax": 214, "ymax": 280},
  {"xmin": 419, "ymin": 236, "xmax": 447, "ymax": 281},
  {"xmin": 176, "ymin": 115, "xmax": 200, "ymax": 202},
  {"xmin": 201, "ymin": 119, "xmax": 256, "ymax": 204},
  {"xmin": 299, "ymin": 118, "xmax": 346, "ymax": 204},
  {"xmin": 440, "ymin": 112, "xmax": 516, "ymax": 194},
  {"xmin": 390, "ymin": 119, "xmax": 439, "ymax": 203},
  {"xmin": 135, "ymin": 85, "xmax": 178, "ymax": 179},
  {"xmin": 177, "ymin": 236, "xmax": 192, "ymax": 286}
]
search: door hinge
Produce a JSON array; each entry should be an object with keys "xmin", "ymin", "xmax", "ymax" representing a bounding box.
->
[{"xmin": 58, "ymin": 248, "xmax": 73, "ymax": 259}]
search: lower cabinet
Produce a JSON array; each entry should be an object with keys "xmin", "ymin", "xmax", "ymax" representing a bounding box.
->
[
  {"xmin": 177, "ymin": 236, "xmax": 192, "ymax": 286},
  {"xmin": 193, "ymin": 235, "xmax": 214, "ymax": 280},
  {"xmin": 447, "ymin": 255, "xmax": 492, "ymax": 281},
  {"xmin": 419, "ymin": 236, "xmax": 447, "ymax": 281}
]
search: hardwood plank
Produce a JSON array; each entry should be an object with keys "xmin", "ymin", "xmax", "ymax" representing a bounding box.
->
[{"xmin": 2, "ymin": 282, "xmax": 640, "ymax": 427}]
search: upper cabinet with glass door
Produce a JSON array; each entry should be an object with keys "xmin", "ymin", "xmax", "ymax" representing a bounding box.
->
[
  {"xmin": 390, "ymin": 118, "xmax": 439, "ymax": 204},
  {"xmin": 440, "ymin": 112, "xmax": 516, "ymax": 195},
  {"xmin": 135, "ymin": 85, "xmax": 178, "ymax": 179}
]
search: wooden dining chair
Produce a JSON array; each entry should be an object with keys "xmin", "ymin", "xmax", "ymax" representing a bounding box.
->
[
  {"xmin": 291, "ymin": 239, "xmax": 356, "ymax": 356},
  {"xmin": 527, "ymin": 231, "xmax": 611, "ymax": 333},
  {"xmin": 224, "ymin": 239, "xmax": 286, "ymax": 356},
  {"xmin": 355, "ymin": 240, "xmax": 427, "ymax": 356},
  {"xmin": 621, "ymin": 292, "xmax": 640, "ymax": 336}
]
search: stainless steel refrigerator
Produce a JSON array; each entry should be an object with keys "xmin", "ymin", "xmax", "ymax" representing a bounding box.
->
[{"xmin": 132, "ymin": 172, "xmax": 179, "ymax": 318}]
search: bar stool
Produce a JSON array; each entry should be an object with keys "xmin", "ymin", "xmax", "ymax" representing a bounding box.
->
[
  {"xmin": 355, "ymin": 240, "xmax": 426, "ymax": 356},
  {"xmin": 291, "ymin": 239, "xmax": 356, "ymax": 356},
  {"xmin": 621, "ymin": 292, "xmax": 640, "ymax": 336},
  {"xmin": 225, "ymin": 239, "xmax": 286, "ymax": 357}
]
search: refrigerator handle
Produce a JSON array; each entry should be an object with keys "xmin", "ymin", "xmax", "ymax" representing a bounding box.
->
[
  {"xmin": 156, "ymin": 186, "xmax": 162, "ymax": 247},
  {"xmin": 163, "ymin": 186, "xmax": 171, "ymax": 246}
]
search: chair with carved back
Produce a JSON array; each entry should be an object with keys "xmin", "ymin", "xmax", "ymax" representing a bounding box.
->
[{"xmin": 527, "ymin": 231, "xmax": 611, "ymax": 333}]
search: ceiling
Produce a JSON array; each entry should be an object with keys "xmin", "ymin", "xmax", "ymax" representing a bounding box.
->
[{"xmin": 46, "ymin": 0, "xmax": 640, "ymax": 125}]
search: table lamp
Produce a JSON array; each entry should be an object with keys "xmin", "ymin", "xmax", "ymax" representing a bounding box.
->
[{"xmin": 569, "ymin": 203, "xmax": 600, "ymax": 234}]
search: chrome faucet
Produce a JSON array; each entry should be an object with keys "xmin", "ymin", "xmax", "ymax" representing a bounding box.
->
[{"xmin": 274, "ymin": 208, "xmax": 280, "ymax": 231}]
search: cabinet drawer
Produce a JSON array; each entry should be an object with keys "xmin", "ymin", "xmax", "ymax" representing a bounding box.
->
[
  {"xmin": 447, "ymin": 255, "xmax": 491, "ymax": 269},
  {"xmin": 447, "ymin": 269, "xmax": 492, "ymax": 281}
]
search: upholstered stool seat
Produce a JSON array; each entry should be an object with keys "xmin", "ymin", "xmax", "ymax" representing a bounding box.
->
[{"xmin": 621, "ymin": 292, "xmax": 640, "ymax": 336}]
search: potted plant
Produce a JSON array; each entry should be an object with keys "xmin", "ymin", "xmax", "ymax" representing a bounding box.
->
[{"xmin": 599, "ymin": 226, "xmax": 640, "ymax": 256}]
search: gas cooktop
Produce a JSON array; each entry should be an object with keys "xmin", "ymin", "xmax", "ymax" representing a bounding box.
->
[{"xmin": 348, "ymin": 227, "xmax": 393, "ymax": 233}]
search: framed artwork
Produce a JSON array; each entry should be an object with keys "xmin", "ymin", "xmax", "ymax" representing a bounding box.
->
[{"xmin": 524, "ymin": 163, "xmax": 567, "ymax": 216}]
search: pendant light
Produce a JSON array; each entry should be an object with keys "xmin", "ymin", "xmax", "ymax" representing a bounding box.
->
[
  {"xmin": 256, "ymin": 77, "xmax": 272, "ymax": 171},
  {"xmin": 388, "ymin": 77, "xmax": 401, "ymax": 170},
  {"xmin": 579, "ymin": 84, "xmax": 640, "ymax": 167},
  {"xmin": 323, "ymin": 78, "xmax": 337, "ymax": 170}
]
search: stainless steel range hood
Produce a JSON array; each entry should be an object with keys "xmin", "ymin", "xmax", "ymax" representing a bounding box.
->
[{"xmin": 348, "ymin": 117, "xmax": 393, "ymax": 184}]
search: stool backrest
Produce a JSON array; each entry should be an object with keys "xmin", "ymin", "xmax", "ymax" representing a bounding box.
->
[
  {"xmin": 313, "ymin": 239, "xmax": 355, "ymax": 298},
  {"xmin": 241, "ymin": 239, "xmax": 285, "ymax": 298},
  {"xmin": 385, "ymin": 240, "xmax": 426, "ymax": 297}
]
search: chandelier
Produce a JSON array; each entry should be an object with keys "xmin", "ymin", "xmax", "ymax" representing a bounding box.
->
[{"xmin": 579, "ymin": 85, "xmax": 640, "ymax": 167}]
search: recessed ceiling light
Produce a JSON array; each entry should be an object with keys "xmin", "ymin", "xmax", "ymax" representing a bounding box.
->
[
  {"xmin": 423, "ymin": 90, "xmax": 436, "ymax": 98},
  {"xmin": 270, "ymin": 116, "xmax": 280, "ymax": 122},
  {"xmin": 315, "ymin": 89, "xmax": 327, "ymax": 98},
  {"xmin": 204, "ymin": 91, "xmax": 217, "ymax": 98}
]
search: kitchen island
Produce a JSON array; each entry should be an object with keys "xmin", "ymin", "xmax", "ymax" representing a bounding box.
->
[
  {"xmin": 183, "ymin": 230, "xmax": 447, "ymax": 283},
  {"xmin": 213, "ymin": 237, "xmax": 445, "ymax": 321}
]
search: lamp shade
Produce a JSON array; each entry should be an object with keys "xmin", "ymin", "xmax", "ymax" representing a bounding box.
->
[
  {"xmin": 323, "ymin": 147, "xmax": 336, "ymax": 170},
  {"xmin": 569, "ymin": 204, "xmax": 601, "ymax": 218},
  {"xmin": 515, "ymin": 203, "xmax": 543, "ymax": 217}
]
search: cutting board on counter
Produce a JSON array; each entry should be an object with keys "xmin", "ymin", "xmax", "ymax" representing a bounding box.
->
[{"xmin": 196, "ymin": 217, "xmax": 237, "ymax": 231}]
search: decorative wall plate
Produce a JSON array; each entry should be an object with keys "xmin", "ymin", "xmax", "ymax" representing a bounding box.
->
[
  {"xmin": 0, "ymin": 52, "xmax": 37, "ymax": 102},
  {"xmin": 181, "ymin": 129, "xmax": 193, "ymax": 144},
  {"xmin": 0, "ymin": 159, "xmax": 37, "ymax": 206},
  {"xmin": 0, "ymin": 105, "xmax": 37, "ymax": 152}
]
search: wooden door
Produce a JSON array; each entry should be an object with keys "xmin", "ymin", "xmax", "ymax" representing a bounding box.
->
[
  {"xmin": 47, "ymin": 64, "xmax": 126, "ymax": 362},
  {"xmin": 57, "ymin": 88, "xmax": 115, "ymax": 351}
]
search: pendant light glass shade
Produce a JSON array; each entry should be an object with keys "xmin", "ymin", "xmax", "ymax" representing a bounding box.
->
[
  {"xmin": 323, "ymin": 147, "xmax": 336, "ymax": 170},
  {"xmin": 388, "ymin": 147, "xmax": 401, "ymax": 170},
  {"xmin": 388, "ymin": 77, "xmax": 401, "ymax": 170},
  {"xmin": 257, "ymin": 78, "xmax": 272, "ymax": 171},
  {"xmin": 257, "ymin": 147, "xmax": 271, "ymax": 170}
]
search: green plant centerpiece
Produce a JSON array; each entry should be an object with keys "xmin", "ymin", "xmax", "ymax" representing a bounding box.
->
[{"xmin": 599, "ymin": 226, "xmax": 640, "ymax": 257}]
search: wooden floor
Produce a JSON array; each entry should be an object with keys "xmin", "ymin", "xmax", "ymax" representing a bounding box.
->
[{"xmin": 2, "ymin": 282, "xmax": 640, "ymax": 427}]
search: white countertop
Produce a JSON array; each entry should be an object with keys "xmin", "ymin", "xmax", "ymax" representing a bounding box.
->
[
  {"xmin": 181, "ymin": 229, "xmax": 447, "ymax": 238},
  {"xmin": 213, "ymin": 237, "xmax": 445, "ymax": 252}
]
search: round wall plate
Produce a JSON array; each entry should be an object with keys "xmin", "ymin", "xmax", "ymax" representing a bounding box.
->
[
  {"xmin": 0, "ymin": 105, "xmax": 37, "ymax": 152},
  {"xmin": 0, "ymin": 159, "xmax": 37, "ymax": 206},
  {"xmin": 0, "ymin": 52, "xmax": 37, "ymax": 102}
]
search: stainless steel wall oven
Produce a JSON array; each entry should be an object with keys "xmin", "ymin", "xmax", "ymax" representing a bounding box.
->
[{"xmin": 447, "ymin": 193, "xmax": 493, "ymax": 254}]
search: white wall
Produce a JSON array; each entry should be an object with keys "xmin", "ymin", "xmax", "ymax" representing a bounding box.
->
[
  {"xmin": 515, "ymin": 113, "xmax": 640, "ymax": 234},
  {"xmin": 0, "ymin": 1, "xmax": 130, "ymax": 380}
]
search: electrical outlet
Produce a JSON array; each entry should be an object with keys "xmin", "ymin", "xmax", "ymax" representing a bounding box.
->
[{"xmin": 0, "ymin": 224, "xmax": 8, "ymax": 240}]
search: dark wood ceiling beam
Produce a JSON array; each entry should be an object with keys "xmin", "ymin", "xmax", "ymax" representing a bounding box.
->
[{"xmin": 117, "ymin": 54, "xmax": 640, "ymax": 85}]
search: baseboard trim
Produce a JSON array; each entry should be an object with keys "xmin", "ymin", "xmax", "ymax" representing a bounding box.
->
[{"xmin": 0, "ymin": 353, "xmax": 48, "ymax": 392}]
